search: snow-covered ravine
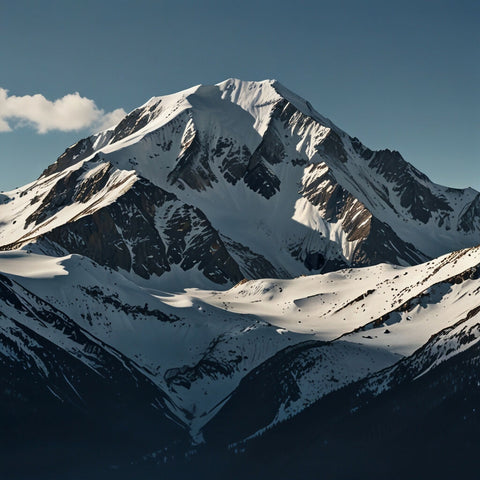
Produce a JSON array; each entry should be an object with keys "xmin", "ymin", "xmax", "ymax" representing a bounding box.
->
[{"xmin": 2, "ymin": 244, "xmax": 477, "ymax": 438}]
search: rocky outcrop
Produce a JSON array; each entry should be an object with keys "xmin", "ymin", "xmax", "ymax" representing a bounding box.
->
[
  {"xmin": 168, "ymin": 127, "xmax": 218, "ymax": 191},
  {"xmin": 458, "ymin": 193, "xmax": 480, "ymax": 232},
  {"xmin": 351, "ymin": 217, "xmax": 426, "ymax": 266},
  {"xmin": 110, "ymin": 99, "xmax": 162, "ymax": 144},
  {"xmin": 42, "ymin": 177, "xmax": 245, "ymax": 283},
  {"xmin": 301, "ymin": 163, "xmax": 427, "ymax": 266},
  {"xmin": 368, "ymin": 149, "xmax": 452, "ymax": 223},
  {"xmin": 40, "ymin": 137, "xmax": 99, "ymax": 178},
  {"xmin": 26, "ymin": 159, "xmax": 112, "ymax": 228}
]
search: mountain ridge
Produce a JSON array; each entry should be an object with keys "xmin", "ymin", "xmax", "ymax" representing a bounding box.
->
[{"xmin": 0, "ymin": 79, "xmax": 478, "ymax": 288}]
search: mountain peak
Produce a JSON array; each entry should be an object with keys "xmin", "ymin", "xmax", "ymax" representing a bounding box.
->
[
  {"xmin": 1, "ymin": 78, "xmax": 478, "ymax": 288},
  {"xmin": 93, "ymin": 78, "xmax": 335, "ymax": 145},
  {"xmin": 214, "ymin": 77, "xmax": 336, "ymax": 132}
]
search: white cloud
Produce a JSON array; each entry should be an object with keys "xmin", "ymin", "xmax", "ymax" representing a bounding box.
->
[
  {"xmin": 0, "ymin": 117, "xmax": 11, "ymax": 132},
  {"xmin": 0, "ymin": 88, "xmax": 126, "ymax": 134}
]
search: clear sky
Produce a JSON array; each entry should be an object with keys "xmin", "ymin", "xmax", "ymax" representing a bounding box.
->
[{"xmin": 0, "ymin": 0, "xmax": 478, "ymax": 191}]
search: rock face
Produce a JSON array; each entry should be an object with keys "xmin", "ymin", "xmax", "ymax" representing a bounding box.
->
[
  {"xmin": 41, "ymin": 175, "xmax": 244, "ymax": 283},
  {"xmin": 459, "ymin": 193, "xmax": 480, "ymax": 232},
  {"xmin": 0, "ymin": 79, "xmax": 478, "ymax": 288}
]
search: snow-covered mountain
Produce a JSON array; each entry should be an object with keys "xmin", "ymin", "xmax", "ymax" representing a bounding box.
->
[
  {"xmin": 0, "ymin": 79, "xmax": 478, "ymax": 287},
  {"xmin": 0, "ymin": 79, "xmax": 479, "ymax": 479}
]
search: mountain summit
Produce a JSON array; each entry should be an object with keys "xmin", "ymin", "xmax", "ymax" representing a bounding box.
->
[{"xmin": 0, "ymin": 78, "xmax": 478, "ymax": 288}]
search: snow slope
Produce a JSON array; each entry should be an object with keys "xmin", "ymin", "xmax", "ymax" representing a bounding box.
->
[
  {"xmin": 198, "ymin": 247, "xmax": 480, "ymax": 443},
  {"xmin": 163, "ymin": 245, "xmax": 480, "ymax": 354},
  {"xmin": 1, "ymin": 243, "xmax": 478, "ymax": 439}
]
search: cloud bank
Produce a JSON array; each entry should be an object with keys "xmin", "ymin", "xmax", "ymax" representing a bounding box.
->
[{"xmin": 0, "ymin": 88, "xmax": 126, "ymax": 134}]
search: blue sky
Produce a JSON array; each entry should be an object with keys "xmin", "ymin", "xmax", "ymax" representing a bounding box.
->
[{"xmin": 0, "ymin": 0, "xmax": 478, "ymax": 190}]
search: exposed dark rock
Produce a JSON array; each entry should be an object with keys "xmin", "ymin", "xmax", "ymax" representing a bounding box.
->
[
  {"xmin": 276, "ymin": 99, "xmax": 318, "ymax": 136},
  {"xmin": 74, "ymin": 162, "xmax": 113, "ymax": 203},
  {"xmin": 368, "ymin": 149, "xmax": 452, "ymax": 223},
  {"xmin": 291, "ymin": 158, "xmax": 308, "ymax": 167},
  {"xmin": 79, "ymin": 286, "xmax": 180, "ymax": 322},
  {"xmin": 41, "ymin": 137, "xmax": 97, "ymax": 178},
  {"xmin": 218, "ymin": 140, "xmax": 252, "ymax": 186},
  {"xmin": 162, "ymin": 202, "xmax": 244, "ymax": 284},
  {"xmin": 203, "ymin": 341, "xmax": 322, "ymax": 445},
  {"xmin": 350, "ymin": 136, "xmax": 374, "ymax": 160},
  {"xmin": 289, "ymin": 241, "xmax": 349, "ymax": 273},
  {"xmin": 249, "ymin": 121, "xmax": 285, "ymax": 167},
  {"xmin": 352, "ymin": 217, "xmax": 426, "ymax": 266},
  {"xmin": 165, "ymin": 336, "xmax": 243, "ymax": 392},
  {"xmin": 35, "ymin": 174, "xmax": 244, "ymax": 283},
  {"xmin": 48, "ymin": 179, "xmax": 172, "ymax": 278},
  {"xmin": 221, "ymin": 235, "xmax": 286, "ymax": 279},
  {"xmin": 168, "ymin": 130, "xmax": 218, "ymax": 191},
  {"xmin": 110, "ymin": 100, "xmax": 161, "ymax": 144},
  {"xmin": 299, "ymin": 162, "xmax": 427, "ymax": 267},
  {"xmin": 44, "ymin": 206, "xmax": 134, "ymax": 273},
  {"xmin": 302, "ymin": 169, "xmax": 351, "ymax": 220},
  {"xmin": 304, "ymin": 251, "xmax": 325, "ymax": 270},
  {"xmin": 243, "ymin": 158, "xmax": 280, "ymax": 199},
  {"xmin": 334, "ymin": 289, "xmax": 376, "ymax": 314},
  {"xmin": 458, "ymin": 193, "xmax": 480, "ymax": 232},
  {"xmin": 301, "ymin": 164, "xmax": 368, "ymax": 227},
  {"xmin": 316, "ymin": 130, "xmax": 349, "ymax": 164},
  {"xmin": 25, "ymin": 168, "xmax": 86, "ymax": 227},
  {"xmin": 4, "ymin": 80, "xmax": 478, "ymax": 289},
  {"xmin": 223, "ymin": 333, "xmax": 480, "ymax": 480},
  {"xmin": 25, "ymin": 159, "xmax": 113, "ymax": 228}
]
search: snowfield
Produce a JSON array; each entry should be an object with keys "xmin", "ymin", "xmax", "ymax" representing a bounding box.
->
[{"xmin": 1, "ymin": 243, "xmax": 478, "ymax": 437}]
